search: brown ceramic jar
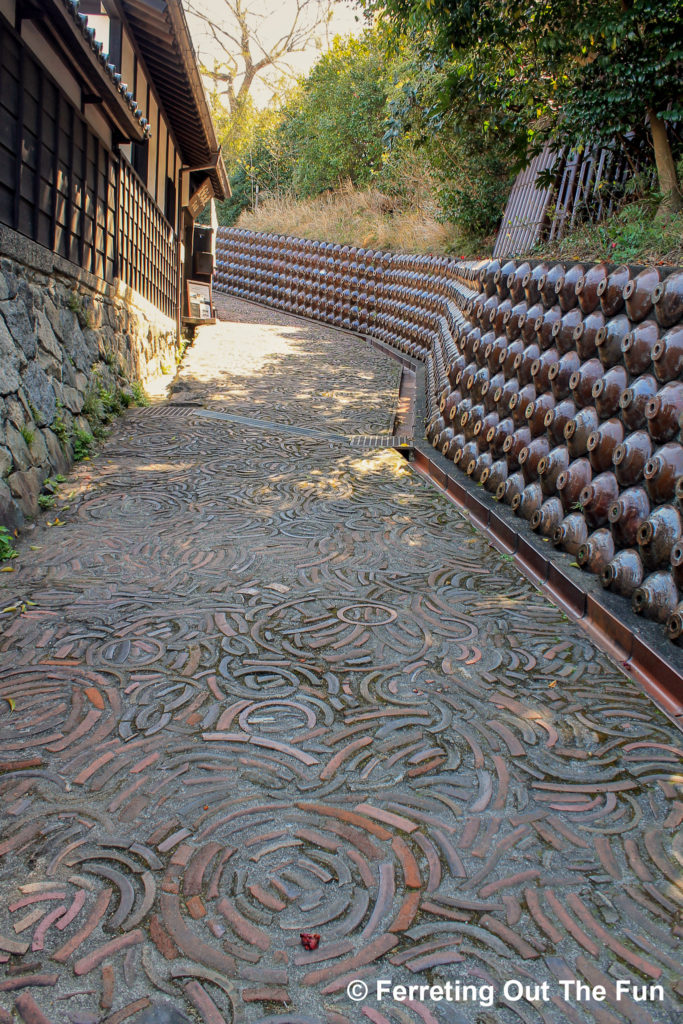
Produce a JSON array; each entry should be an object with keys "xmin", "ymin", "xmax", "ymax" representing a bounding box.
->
[
  {"xmin": 443, "ymin": 432, "xmax": 467, "ymax": 461},
  {"xmin": 573, "ymin": 310, "xmax": 605, "ymax": 360},
  {"xmin": 579, "ymin": 472, "xmax": 620, "ymax": 528},
  {"xmin": 619, "ymin": 375, "xmax": 659, "ymax": 432},
  {"xmin": 486, "ymin": 416, "xmax": 515, "ymax": 456},
  {"xmin": 493, "ymin": 379, "xmax": 519, "ymax": 418},
  {"xmin": 526, "ymin": 394, "xmax": 556, "ymax": 438},
  {"xmin": 482, "ymin": 372, "xmax": 506, "ymax": 411},
  {"xmin": 670, "ymin": 542, "xmax": 683, "ymax": 590},
  {"xmin": 439, "ymin": 427, "xmax": 457, "ymax": 453},
  {"xmin": 535, "ymin": 305, "xmax": 563, "ymax": 350},
  {"xmin": 652, "ymin": 325, "xmax": 683, "ymax": 384},
  {"xmin": 555, "ymin": 264, "xmax": 584, "ymax": 312},
  {"xmin": 512, "ymin": 481, "xmax": 544, "ymax": 520},
  {"xmin": 601, "ymin": 549, "xmax": 644, "ymax": 597},
  {"xmin": 553, "ymin": 511, "xmax": 588, "ymax": 553},
  {"xmin": 531, "ymin": 497, "xmax": 565, "ymax": 536},
  {"xmin": 612, "ymin": 431, "xmax": 653, "ymax": 488},
  {"xmin": 453, "ymin": 440, "xmax": 478, "ymax": 469},
  {"xmin": 448, "ymin": 354, "xmax": 467, "ymax": 387},
  {"xmin": 551, "ymin": 307, "xmax": 583, "ymax": 353},
  {"xmin": 632, "ymin": 571, "xmax": 679, "ymax": 623},
  {"xmin": 598, "ymin": 264, "xmax": 630, "ymax": 316},
  {"xmin": 524, "ymin": 263, "xmax": 549, "ymax": 306},
  {"xmin": 557, "ymin": 458, "xmax": 592, "ymax": 512},
  {"xmin": 507, "ymin": 263, "xmax": 530, "ymax": 304},
  {"xmin": 596, "ymin": 314, "xmax": 630, "ymax": 369},
  {"xmin": 497, "ymin": 470, "xmax": 525, "ymax": 504},
  {"xmin": 509, "ymin": 384, "xmax": 537, "ymax": 427},
  {"xmin": 565, "ymin": 406, "xmax": 600, "ymax": 459},
  {"xmin": 506, "ymin": 301, "xmax": 527, "ymax": 340},
  {"xmin": 545, "ymin": 398, "xmax": 577, "ymax": 445},
  {"xmin": 623, "ymin": 266, "xmax": 661, "ymax": 323},
  {"xmin": 621, "ymin": 319, "xmax": 659, "ymax": 376},
  {"xmin": 652, "ymin": 270, "xmax": 683, "ymax": 328},
  {"xmin": 576, "ymin": 263, "xmax": 608, "ymax": 315},
  {"xmin": 608, "ymin": 486, "xmax": 651, "ymax": 546},
  {"xmin": 540, "ymin": 264, "xmax": 565, "ymax": 308},
  {"xmin": 666, "ymin": 602, "xmax": 683, "ymax": 643},
  {"xmin": 467, "ymin": 451, "xmax": 493, "ymax": 480},
  {"xmin": 484, "ymin": 335, "xmax": 509, "ymax": 374},
  {"xmin": 577, "ymin": 529, "xmax": 615, "ymax": 575},
  {"xmin": 569, "ymin": 359, "xmax": 604, "ymax": 408},
  {"xmin": 644, "ymin": 443, "xmax": 683, "ymax": 504},
  {"xmin": 500, "ymin": 339, "xmax": 525, "ymax": 378},
  {"xmin": 517, "ymin": 303, "xmax": 539, "ymax": 344},
  {"xmin": 481, "ymin": 458, "xmax": 508, "ymax": 493},
  {"xmin": 519, "ymin": 437, "xmax": 550, "ymax": 483},
  {"xmin": 495, "ymin": 299, "xmax": 515, "ymax": 335},
  {"xmin": 442, "ymin": 389, "xmax": 462, "ymax": 421},
  {"xmin": 586, "ymin": 418, "xmax": 625, "ymax": 473},
  {"xmin": 637, "ymin": 504, "xmax": 682, "ymax": 570},
  {"xmin": 530, "ymin": 348, "xmax": 559, "ymax": 390},
  {"xmin": 514, "ymin": 343, "xmax": 541, "ymax": 386},
  {"xmin": 427, "ymin": 414, "xmax": 446, "ymax": 444},
  {"xmin": 645, "ymin": 382, "xmax": 683, "ymax": 443},
  {"xmin": 548, "ymin": 352, "xmax": 580, "ymax": 401},
  {"xmin": 592, "ymin": 365, "xmax": 629, "ymax": 419},
  {"xmin": 503, "ymin": 425, "xmax": 532, "ymax": 468},
  {"xmin": 538, "ymin": 445, "xmax": 570, "ymax": 496}
]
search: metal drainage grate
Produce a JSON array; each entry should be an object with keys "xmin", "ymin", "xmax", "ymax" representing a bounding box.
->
[{"xmin": 348, "ymin": 435, "xmax": 413, "ymax": 449}]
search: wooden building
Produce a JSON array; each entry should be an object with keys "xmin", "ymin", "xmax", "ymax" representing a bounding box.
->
[{"xmin": 0, "ymin": 0, "xmax": 229, "ymax": 328}]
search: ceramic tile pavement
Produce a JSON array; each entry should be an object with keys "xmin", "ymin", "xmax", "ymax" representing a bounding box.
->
[{"xmin": 0, "ymin": 295, "xmax": 681, "ymax": 1024}]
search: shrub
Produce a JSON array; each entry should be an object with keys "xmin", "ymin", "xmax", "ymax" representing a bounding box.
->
[{"xmin": 72, "ymin": 428, "xmax": 94, "ymax": 461}]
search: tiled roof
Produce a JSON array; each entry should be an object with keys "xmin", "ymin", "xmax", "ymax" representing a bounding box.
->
[{"xmin": 61, "ymin": 0, "xmax": 151, "ymax": 136}]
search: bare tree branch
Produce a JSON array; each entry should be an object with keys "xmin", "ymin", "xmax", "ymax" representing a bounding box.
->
[{"xmin": 184, "ymin": 0, "xmax": 333, "ymax": 116}]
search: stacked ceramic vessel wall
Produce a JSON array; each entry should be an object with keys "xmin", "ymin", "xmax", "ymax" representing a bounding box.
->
[{"xmin": 215, "ymin": 226, "xmax": 683, "ymax": 645}]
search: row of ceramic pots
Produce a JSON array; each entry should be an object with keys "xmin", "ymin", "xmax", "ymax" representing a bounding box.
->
[{"xmin": 214, "ymin": 231, "xmax": 683, "ymax": 643}]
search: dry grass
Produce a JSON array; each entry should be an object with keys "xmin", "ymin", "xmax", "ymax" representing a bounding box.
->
[{"xmin": 236, "ymin": 182, "xmax": 465, "ymax": 254}]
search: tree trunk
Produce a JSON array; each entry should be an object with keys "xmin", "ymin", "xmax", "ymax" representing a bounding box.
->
[{"xmin": 647, "ymin": 107, "xmax": 683, "ymax": 217}]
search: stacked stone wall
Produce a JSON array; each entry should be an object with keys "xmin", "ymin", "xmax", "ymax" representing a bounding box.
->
[
  {"xmin": 0, "ymin": 226, "xmax": 180, "ymax": 530},
  {"xmin": 214, "ymin": 226, "xmax": 683, "ymax": 648}
]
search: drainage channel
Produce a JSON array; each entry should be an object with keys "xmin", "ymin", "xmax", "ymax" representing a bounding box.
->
[{"xmin": 157, "ymin": 402, "xmax": 414, "ymax": 452}]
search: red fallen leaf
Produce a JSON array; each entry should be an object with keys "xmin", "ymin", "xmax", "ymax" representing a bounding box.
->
[{"xmin": 300, "ymin": 933, "xmax": 320, "ymax": 950}]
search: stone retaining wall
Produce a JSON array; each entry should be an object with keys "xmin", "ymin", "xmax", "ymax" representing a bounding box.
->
[{"xmin": 0, "ymin": 225, "xmax": 180, "ymax": 530}]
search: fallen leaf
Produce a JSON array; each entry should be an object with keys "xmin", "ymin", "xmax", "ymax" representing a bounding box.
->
[
  {"xmin": 1, "ymin": 566, "xmax": 14, "ymax": 572},
  {"xmin": 300, "ymin": 933, "xmax": 320, "ymax": 950},
  {"xmin": 4, "ymin": 697, "xmax": 16, "ymax": 711},
  {"xmin": 2, "ymin": 606, "xmax": 17, "ymax": 612},
  {"xmin": 548, "ymin": 680, "xmax": 557, "ymax": 688}
]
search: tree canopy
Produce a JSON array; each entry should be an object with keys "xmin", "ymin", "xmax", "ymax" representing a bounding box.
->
[{"xmin": 361, "ymin": 0, "xmax": 683, "ymax": 211}]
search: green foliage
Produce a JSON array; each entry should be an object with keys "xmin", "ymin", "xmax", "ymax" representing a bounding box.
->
[
  {"xmin": 538, "ymin": 195, "xmax": 683, "ymax": 266},
  {"xmin": 0, "ymin": 525, "xmax": 17, "ymax": 561},
  {"xmin": 285, "ymin": 34, "xmax": 391, "ymax": 196},
  {"xmin": 72, "ymin": 428, "xmax": 94, "ymax": 462},
  {"xmin": 82, "ymin": 389, "xmax": 103, "ymax": 424},
  {"xmin": 38, "ymin": 494, "xmax": 56, "ymax": 510},
  {"xmin": 131, "ymin": 381, "xmax": 150, "ymax": 407},
  {"xmin": 361, "ymin": 0, "xmax": 682, "ymax": 203},
  {"xmin": 53, "ymin": 411, "xmax": 69, "ymax": 448},
  {"xmin": 20, "ymin": 426, "xmax": 34, "ymax": 446}
]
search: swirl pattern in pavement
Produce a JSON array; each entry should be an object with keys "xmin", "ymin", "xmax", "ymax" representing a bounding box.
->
[{"xmin": 0, "ymin": 295, "xmax": 682, "ymax": 1024}]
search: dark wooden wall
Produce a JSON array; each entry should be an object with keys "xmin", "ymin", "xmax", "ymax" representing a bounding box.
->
[{"xmin": 0, "ymin": 13, "xmax": 177, "ymax": 321}]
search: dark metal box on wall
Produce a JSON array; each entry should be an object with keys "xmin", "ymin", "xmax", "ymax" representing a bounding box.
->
[{"xmin": 193, "ymin": 224, "xmax": 214, "ymax": 277}]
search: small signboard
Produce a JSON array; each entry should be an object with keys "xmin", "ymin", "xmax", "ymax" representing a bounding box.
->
[
  {"xmin": 187, "ymin": 176, "xmax": 213, "ymax": 219},
  {"xmin": 186, "ymin": 280, "xmax": 212, "ymax": 319}
]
